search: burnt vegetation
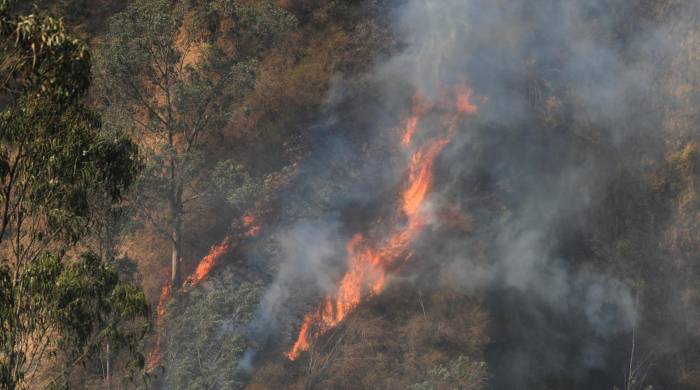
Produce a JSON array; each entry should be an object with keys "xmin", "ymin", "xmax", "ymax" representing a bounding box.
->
[{"xmin": 2, "ymin": 0, "xmax": 700, "ymax": 389}]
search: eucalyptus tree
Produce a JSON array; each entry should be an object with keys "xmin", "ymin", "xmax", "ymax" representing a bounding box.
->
[
  {"xmin": 96, "ymin": 0, "xmax": 261, "ymax": 288},
  {"xmin": 95, "ymin": 0, "xmax": 298, "ymax": 289},
  {"xmin": 0, "ymin": 1, "xmax": 148, "ymax": 388}
]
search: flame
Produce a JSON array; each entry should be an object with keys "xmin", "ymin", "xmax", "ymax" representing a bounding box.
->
[
  {"xmin": 242, "ymin": 214, "xmax": 256, "ymax": 226},
  {"xmin": 184, "ymin": 238, "xmax": 234, "ymax": 287},
  {"xmin": 242, "ymin": 213, "xmax": 262, "ymax": 237},
  {"xmin": 456, "ymin": 84, "xmax": 478, "ymax": 114},
  {"xmin": 286, "ymin": 83, "xmax": 478, "ymax": 361},
  {"xmin": 285, "ymin": 313, "xmax": 314, "ymax": 360},
  {"xmin": 403, "ymin": 138, "xmax": 450, "ymax": 217},
  {"xmin": 184, "ymin": 212, "xmax": 263, "ymax": 288},
  {"xmin": 146, "ymin": 211, "xmax": 264, "ymax": 370},
  {"xmin": 401, "ymin": 94, "xmax": 429, "ymax": 146},
  {"xmin": 155, "ymin": 285, "xmax": 171, "ymax": 323},
  {"xmin": 145, "ymin": 284, "xmax": 171, "ymax": 371}
]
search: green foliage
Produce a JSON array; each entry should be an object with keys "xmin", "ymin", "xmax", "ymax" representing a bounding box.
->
[
  {"xmin": 0, "ymin": 2, "xmax": 90, "ymax": 102},
  {"xmin": 1, "ymin": 253, "xmax": 149, "ymax": 389},
  {"xmin": 207, "ymin": 0, "xmax": 298, "ymax": 47},
  {"xmin": 1, "ymin": 98, "xmax": 138, "ymax": 240},
  {"xmin": 235, "ymin": 0, "xmax": 298, "ymax": 55},
  {"xmin": 95, "ymin": 0, "xmax": 268, "ymax": 287},
  {"xmin": 163, "ymin": 281, "xmax": 262, "ymax": 390},
  {"xmin": 0, "ymin": 4, "xmax": 146, "ymax": 389},
  {"xmin": 97, "ymin": 0, "xmax": 179, "ymax": 93},
  {"xmin": 0, "ymin": 1, "xmax": 139, "ymax": 248},
  {"xmin": 210, "ymin": 159, "xmax": 285, "ymax": 210}
]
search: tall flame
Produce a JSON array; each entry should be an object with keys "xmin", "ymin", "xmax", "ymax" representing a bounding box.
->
[{"xmin": 286, "ymin": 84, "xmax": 478, "ymax": 360}]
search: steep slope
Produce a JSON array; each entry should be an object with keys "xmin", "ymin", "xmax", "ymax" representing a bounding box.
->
[{"xmin": 42, "ymin": 0, "xmax": 700, "ymax": 388}]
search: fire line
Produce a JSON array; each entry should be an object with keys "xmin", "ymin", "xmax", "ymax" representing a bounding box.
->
[
  {"xmin": 286, "ymin": 83, "xmax": 478, "ymax": 361},
  {"xmin": 146, "ymin": 212, "xmax": 263, "ymax": 371}
]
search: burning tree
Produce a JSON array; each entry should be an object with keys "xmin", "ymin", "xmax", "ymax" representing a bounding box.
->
[
  {"xmin": 95, "ymin": 0, "xmax": 260, "ymax": 288},
  {"xmin": 96, "ymin": 0, "xmax": 299, "ymax": 290}
]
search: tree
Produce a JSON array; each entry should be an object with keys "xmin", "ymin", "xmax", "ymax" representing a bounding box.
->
[
  {"xmin": 163, "ymin": 281, "xmax": 262, "ymax": 389},
  {"xmin": 0, "ymin": 1, "xmax": 148, "ymax": 388},
  {"xmin": 95, "ymin": 0, "xmax": 263, "ymax": 288},
  {"xmin": 0, "ymin": 253, "xmax": 149, "ymax": 389},
  {"xmin": 96, "ymin": 0, "xmax": 297, "ymax": 289}
]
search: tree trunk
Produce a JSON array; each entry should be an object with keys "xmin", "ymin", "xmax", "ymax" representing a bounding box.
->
[
  {"xmin": 170, "ymin": 181, "xmax": 183, "ymax": 288},
  {"xmin": 167, "ymin": 115, "xmax": 183, "ymax": 288},
  {"xmin": 105, "ymin": 342, "xmax": 111, "ymax": 390},
  {"xmin": 170, "ymin": 219, "xmax": 182, "ymax": 288}
]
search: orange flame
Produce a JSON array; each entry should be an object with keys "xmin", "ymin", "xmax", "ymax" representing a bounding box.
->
[
  {"xmin": 184, "ymin": 212, "xmax": 263, "ymax": 288},
  {"xmin": 401, "ymin": 94, "xmax": 429, "ymax": 146},
  {"xmin": 146, "ymin": 211, "xmax": 264, "ymax": 370},
  {"xmin": 456, "ymin": 84, "xmax": 478, "ymax": 115},
  {"xmin": 155, "ymin": 285, "xmax": 171, "ymax": 323},
  {"xmin": 184, "ymin": 238, "xmax": 233, "ymax": 287},
  {"xmin": 242, "ymin": 213, "xmax": 262, "ymax": 238},
  {"xmin": 286, "ymin": 84, "xmax": 478, "ymax": 361},
  {"xmin": 145, "ymin": 284, "xmax": 171, "ymax": 371}
]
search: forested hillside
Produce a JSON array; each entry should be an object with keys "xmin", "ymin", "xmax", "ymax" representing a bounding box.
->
[{"xmin": 2, "ymin": 0, "xmax": 700, "ymax": 389}]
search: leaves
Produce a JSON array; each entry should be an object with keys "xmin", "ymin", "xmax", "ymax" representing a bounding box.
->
[
  {"xmin": 1, "ymin": 9, "xmax": 90, "ymax": 102},
  {"xmin": 1, "ymin": 253, "xmax": 149, "ymax": 389},
  {"xmin": 164, "ymin": 281, "xmax": 262, "ymax": 389},
  {"xmin": 0, "ymin": 4, "xmax": 145, "ymax": 389}
]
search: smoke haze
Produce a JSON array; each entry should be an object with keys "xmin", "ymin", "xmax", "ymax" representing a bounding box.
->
[{"xmin": 243, "ymin": 0, "xmax": 699, "ymax": 388}]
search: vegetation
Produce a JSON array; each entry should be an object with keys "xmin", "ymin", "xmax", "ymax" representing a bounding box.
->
[
  {"xmin": 96, "ymin": 0, "xmax": 253, "ymax": 288},
  {"xmin": 162, "ymin": 280, "xmax": 262, "ymax": 389},
  {"xmin": 2, "ymin": 0, "xmax": 700, "ymax": 389},
  {"xmin": 0, "ymin": 1, "xmax": 148, "ymax": 388},
  {"xmin": 249, "ymin": 287, "xmax": 489, "ymax": 389},
  {"xmin": 410, "ymin": 356, "xmax": 488, "ymax": 390}
]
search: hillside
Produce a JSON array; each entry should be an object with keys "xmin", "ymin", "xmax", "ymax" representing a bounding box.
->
[{"xmin": 3, "ymin": 0, "xmax": 700, "ymax": 389}]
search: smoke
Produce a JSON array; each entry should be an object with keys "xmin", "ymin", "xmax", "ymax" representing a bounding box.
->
[
  {"xmin": 241, "ymin": 0, "xmax": 695, "ymax": 387},
  {"xmin": 237, "ymin": 349, "xmax": 256, "ymax": 374},
  {"xmin": 384, "ymin": 0, "xmax": 686, "ymax": 387},
  {"xmin": 248, "ymin": 219, "xmax": 345, "ymax": 335}
]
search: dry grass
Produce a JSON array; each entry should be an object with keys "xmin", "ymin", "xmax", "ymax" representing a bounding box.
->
[{"xmin": 249, "ymin": 284, "xmax": 489, "ymax": 389}]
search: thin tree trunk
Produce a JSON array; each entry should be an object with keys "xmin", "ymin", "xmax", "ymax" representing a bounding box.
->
[
  {"xmin": 105, "ymin": 342, "xmax": 111, "ymax": 390},
  {"xmin": 167, "ymin": 108, "xmax": 183, "ymax": 288},
  {"xmin": 170, "ymin": 180, "xmax": 183, "ymax": 288},
  {"xmin": 171, "ymin": 220, "xmax": 182, "ymax": 288}
]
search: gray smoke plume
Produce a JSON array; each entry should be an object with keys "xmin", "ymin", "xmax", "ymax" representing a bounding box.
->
[{"xmin": 243, "ymin": 0, "xmax": 696, "ymax": 388}]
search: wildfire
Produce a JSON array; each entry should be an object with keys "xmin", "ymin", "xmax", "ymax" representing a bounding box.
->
[
  {"xmin": 184, "ymin": 237, "xmax": 233, "ymax": 287},
  {"xmin": 401, "ymin": 94, "xmax": 429, "ymax": 146},
  {"xmin": 285, "ymin": 84, "xmax": 478, "ymax": 361},
  {"xmin": 146, "ymin": 284, "xmax": 171, "ymax": 371},
  {"xmin": 456, "ymin": 84, "xmax": 478, "ymax": 115},
  {"xmin": 155, "ymin": 285, "xmax": 171, "ymax": 325},
  {"xmin": 185, "ymin": 213, "xmax": 262, "ymax": 287},
  {"xmin": 242, "ymin": 213, "xmax": 262, "ymax": 237},
  {"xmin": 146, "ymin": 211, "xmax": 263, "ymax": 370}
]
